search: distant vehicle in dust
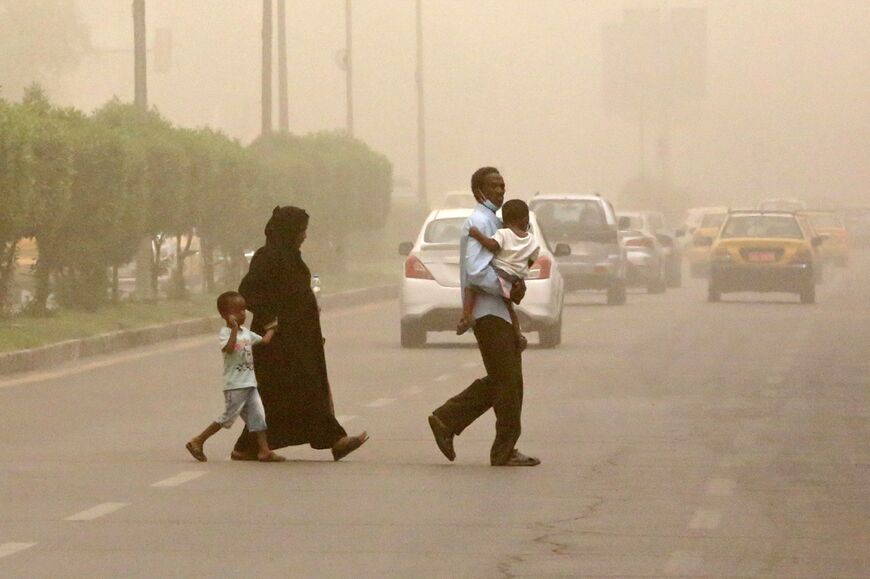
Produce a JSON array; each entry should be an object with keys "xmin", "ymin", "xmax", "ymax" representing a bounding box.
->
[
  {"xmin": 757, "ymin": 198, "xmax": 807, "ymax": 212},
  {"xmin": 529, "ymin": 194, "xmax": 629, "ymax": 305},
  {"xmin": 438, "ymin": 190, "xmax": 478, "ymax": 209},
  {"xmin": 708, "ymin": 210, "xmax": 823, "ymax": 304}
]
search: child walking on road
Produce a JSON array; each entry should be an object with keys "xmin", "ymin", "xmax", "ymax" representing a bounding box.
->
[
  {"xmin": 456, "ymin": 199, "xmax": 540, "ymax": 346},
  {"xmin": 185, "ymin": 291, "xmax": 285, "ymax": 463}
]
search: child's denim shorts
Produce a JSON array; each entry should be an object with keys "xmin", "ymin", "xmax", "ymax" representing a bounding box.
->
[{"xmin": 216, "ymin": 387, "xmax": 267, "ymax": 432}]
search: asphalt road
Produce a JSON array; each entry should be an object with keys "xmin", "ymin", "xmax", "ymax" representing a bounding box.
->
[{"xmin": 1, "ymin": 254, "xmax": 868, "ymax": 578}]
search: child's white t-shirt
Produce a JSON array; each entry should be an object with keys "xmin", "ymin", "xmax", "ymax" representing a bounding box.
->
[
  {"xmin": 490, "ymin": 228, "xmax": 541, "ymax": 278},
  {"xmin": 219, "ymin": 326, "xmax": 263, "ymax": 390}
]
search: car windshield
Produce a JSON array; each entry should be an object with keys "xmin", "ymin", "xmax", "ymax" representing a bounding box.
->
[
  {"xmin": 620, "ymin": 215, "xmax": 644, "ymax": 230},
  {"xmin": 424, "ymin": 218, "xmax": 466, "ymax": 244},
  {"xmin": 759, "ymin": 200, "xmax": 805, "ymax": 212},
  {"xmin": 532, "ymin": 200, "xmax": 609, "ymax": 242},
  {"xmin": 807, "ymin": 213, "xmax": 843, "ymax": 229},
  {"xmin": 700, "ymin": 213, "xmax": 726, "ymax": 228},
  {"xmin": 721, "ymin": 215, "xmax": 804, "ymax": 239}
]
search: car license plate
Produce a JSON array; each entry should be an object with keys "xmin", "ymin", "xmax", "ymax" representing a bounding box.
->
[{"xmin": 748, "ymin": 252, "xmax": 776, "ymax": 263}]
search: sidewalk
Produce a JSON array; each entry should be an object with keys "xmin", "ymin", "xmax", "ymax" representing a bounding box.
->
[{"xmin": 0, "ymin": 285, "xmax": 397, "ymax": 377}]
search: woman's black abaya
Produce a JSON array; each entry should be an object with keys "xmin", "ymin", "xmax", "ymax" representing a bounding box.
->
[{"xmin": 233, "ymin": 207, "xmax": 347, "ymax": 453}]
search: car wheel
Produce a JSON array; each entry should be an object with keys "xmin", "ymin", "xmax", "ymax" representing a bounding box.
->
[
  {"xmin": 707, "ymin": 282, "xmax": 721, "ymax": 302},
  {"xmin": 607, "ymin": 280, "xmax": 627, "ymax": 305},
  {"xmin": 539, "ymin": 317, "xmax": 562, "ymax": 348},
  {"xmin": 800, "ymin": 283, "xmax": 816, "ymax": 305},
  {"xmin": 666, "ymin": 258, "xmax": 682, "ymax": 288},
  {"xmin": 400, "ymin": 320, "xmax": 426, "ymax": 348},
  {"xmin": 647, "ymin": 266, "xmax": 667, "ymax": 294}
]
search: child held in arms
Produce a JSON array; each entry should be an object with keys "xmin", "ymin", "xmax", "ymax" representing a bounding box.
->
[{"xmin": 457, "ymin": 199, "xmax": 540, "ymax": 348}]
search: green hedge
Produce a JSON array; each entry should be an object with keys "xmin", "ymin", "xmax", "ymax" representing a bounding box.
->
[{"xmin": 0, "ymin": 86, "xmax": 392, "ymax": 313}]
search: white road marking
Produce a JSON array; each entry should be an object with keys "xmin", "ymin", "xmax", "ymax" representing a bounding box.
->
[
  {"xmin": 365, "ymin": 398, "xmax": 396, "ymax": 408},
  {"xmin": 688, "ymin": 508, "xmax": 721, "ymax": 530},
  {"xmin": 151, "ymin": 471, "xmax": 207, "ymax": 488},
  {"xmin": 0, "ymin": 336, "xmax": 212, "ymax": 389},
  {"xmin": 434, "ymin": 373, "xmax": 452, "ymax": 382},
  {"xmin": 336, "ymin": 414, "xmax": 357, "ymax": 423},
  {"xmin": 664, "ymin": 550, "xmax": 702, "ymax": 575},
  {"xmin": 0, "ymin": 542, "xmax": 36, "ymax": 560},
  {"xmin": 64, "ymin": 502, "xmax": 129, "ymax": 521},
  {"xmin": 705, "ymin": 478, "xmax": 736, "ymax": 496}
]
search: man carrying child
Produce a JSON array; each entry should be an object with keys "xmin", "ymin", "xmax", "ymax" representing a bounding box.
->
[{"xmin": 427, "ymin": 167, "xmax": 541, "ymax": 467}]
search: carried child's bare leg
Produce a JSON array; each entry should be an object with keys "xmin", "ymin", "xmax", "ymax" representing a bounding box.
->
[
  {"xmin": 507, "ymin": 302, "xmax": 527, "ymax": 352},
  {"xmin": 456, "ymin": 287, "xmax": 477, "ymax": 335},
  {"xmin": 186, "ymin": 422, "xmax": 221, "ymax": 462},
  {"xmin": 256, "ymin": 431, "xmax": 286, "ymax": 462}
]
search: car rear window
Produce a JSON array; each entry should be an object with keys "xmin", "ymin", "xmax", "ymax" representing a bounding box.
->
[
  {"xmin": 424, "ymin": 218, "xmax": 466, "ymax": 244},
  {"xmin": 721, "ymin": 215, "xmax": 804, "ymax": 239},
  {"xmin": 700, "ymin": 213, "xmax": 726, "ymax": 228},
  {"xmin": 531, "ymin": 200, "xmax": 608, "ymax": 242}
]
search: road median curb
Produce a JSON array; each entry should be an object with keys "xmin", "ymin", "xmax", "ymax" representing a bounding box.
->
[{"xmin": 0, "ymin": 284, "xmax": 397, "ymax": 377}]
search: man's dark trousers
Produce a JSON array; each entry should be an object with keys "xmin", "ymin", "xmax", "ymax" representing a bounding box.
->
[{"xmin": 433, "ymin": 315, "xmax": 523, "ymax": 465}]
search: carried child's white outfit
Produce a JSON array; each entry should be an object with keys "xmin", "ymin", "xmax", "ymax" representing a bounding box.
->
[
  {"xmin": 490, "ymin": 228, "xmax": 540, "ymax": 296},
  {"xmin": 216, "ymin": 326, "xmax": 267, "ymax": 432}
]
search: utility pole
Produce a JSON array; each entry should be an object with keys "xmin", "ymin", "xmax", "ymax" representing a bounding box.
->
[
  {"xmin": 344, "ymin": 0, "xmax": 354, "ymax": 136},
  {"xmin": 133, "ymin": 0, "xmax": 147, "ymax": 110},
  {"xmin": 132, "ymin": 0, "xmax": 152, "ymax": 300},
  {"xmin": 261, "ymin": 0, "xmax": 273, "ymax": 136},
  {"xmin": 415, "ymin": 0, "xmax": 427, "ymax": 205},
  {"xmin": 277, "ymin": 0, "xmax": 289, "ymax": 132}
]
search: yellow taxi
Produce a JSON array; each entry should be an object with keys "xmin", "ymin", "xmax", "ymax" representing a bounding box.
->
[
  {"xmin": 799, "ymin": 210, "xmax": 849, "ymax": 267},
  {"xmin": 685, "ymin": 208, "xmax": 728, "ymax": 278},
  {"xmin": 708, "ymin": 211, "xmax": 823, "ymax": 304}
]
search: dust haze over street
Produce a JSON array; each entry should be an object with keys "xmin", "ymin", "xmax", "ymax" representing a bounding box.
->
[
  {"xmin": 1, "ymin": 1, "xmax": 869, "ymax": 578},
  {"xmin": 1, "ymin": 261, "xmax": 868, "ymax": 576}
]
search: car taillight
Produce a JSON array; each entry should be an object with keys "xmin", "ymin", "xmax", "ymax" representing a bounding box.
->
[
  {"xmin": 625, "ymin": 237, "xmax": 654, "ymax": 248},
  {"xmin": 404, "ymin": 255, "xmax": 434, "ymax": 279},
  {"xmin": 792, "ymin": 249, "xmax": 813, "ymax": 264},
  {"xmin": 527, "ymin": 255, "xmax": 552, "ymax": 280}
]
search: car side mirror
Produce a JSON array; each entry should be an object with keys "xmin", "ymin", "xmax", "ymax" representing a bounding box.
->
[
  {"xmin": 398, "ymin": 241, "xmax": 414, "ymax": 256},
  {"xmin": 812, "ymin": 236, "xmax": 824, "ymax": 247},
  {"xmin": 694, "ymin": 236, "xmax": 713, "ymax": 247},
  {"xmin": 553, "ymin": 243, "xmax": 571, "ymax": 257},
  {"xmin": 617, "ymin": 216, "xmax": 632, "ymax": 231}
]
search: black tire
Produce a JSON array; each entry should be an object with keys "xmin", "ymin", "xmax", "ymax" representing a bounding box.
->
[
  {"xmin": 800, "ymin": 283, "xmax": 816, "ymax": 305},
  {"xmin": 707, "ymin": 282, "xmax": 721, "ymax": 302},
  {"xmin": 666, "ymin": 258, "xmax": 683, "ymax": 288},
  {"xmin": 647, "ymin": 266, "xmax": 667, "ymax": 294},
  {"xmin": 607, "ymin": 280, "xmax": 627, "ymax": 305},
  {"xmin": 400, "ymin": 320, "xmax": 426, "ymax": 348},
  {"xmin": 539, "ymin": 317, "xmax": 562, "ymax": 348}
]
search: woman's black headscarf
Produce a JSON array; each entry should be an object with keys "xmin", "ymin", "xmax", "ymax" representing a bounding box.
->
[{"xmin": 265, "ymin": 205, "xmax": 309, "ymax": 251}]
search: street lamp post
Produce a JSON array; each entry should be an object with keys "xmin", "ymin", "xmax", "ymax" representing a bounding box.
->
[
  {"xmin": 344, "ymin": 0, "xmax": 354, "ymax": 137},
  {"xmin": 415, "ymin": 0, "xmax": 427, "ymax": 205}
]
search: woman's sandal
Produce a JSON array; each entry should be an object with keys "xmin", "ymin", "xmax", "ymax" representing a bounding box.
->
[
  {"xmin": 230, "ymin": 450, "xmax": 258, "ymax": 461},
  {"xmin": 331, "ymin": 432, "xmax": 369, "ymax": 461},
  {"xmin": 258, "ymin": 452, "xmax": 287, "ymax": 462}
]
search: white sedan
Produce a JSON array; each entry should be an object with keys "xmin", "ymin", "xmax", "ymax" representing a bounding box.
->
[{"xmin": 398, "ymin": 208, "xmax": 568, "ymax": 348}]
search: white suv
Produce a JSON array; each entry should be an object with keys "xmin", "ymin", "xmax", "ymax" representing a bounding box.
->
[{"xmin": 398, "ymin": 208, "xmax": 567, "ymax": 348}]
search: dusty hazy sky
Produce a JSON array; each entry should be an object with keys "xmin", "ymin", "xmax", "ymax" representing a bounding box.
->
[{"xmin": 45, "ymin": 1, "xmax": 870, "ymax": 207}]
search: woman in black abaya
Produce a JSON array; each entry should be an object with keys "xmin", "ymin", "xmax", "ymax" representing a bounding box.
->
[{"xmin": 231, "ymin": 206, "xmax": 368, "ymax": 461}]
